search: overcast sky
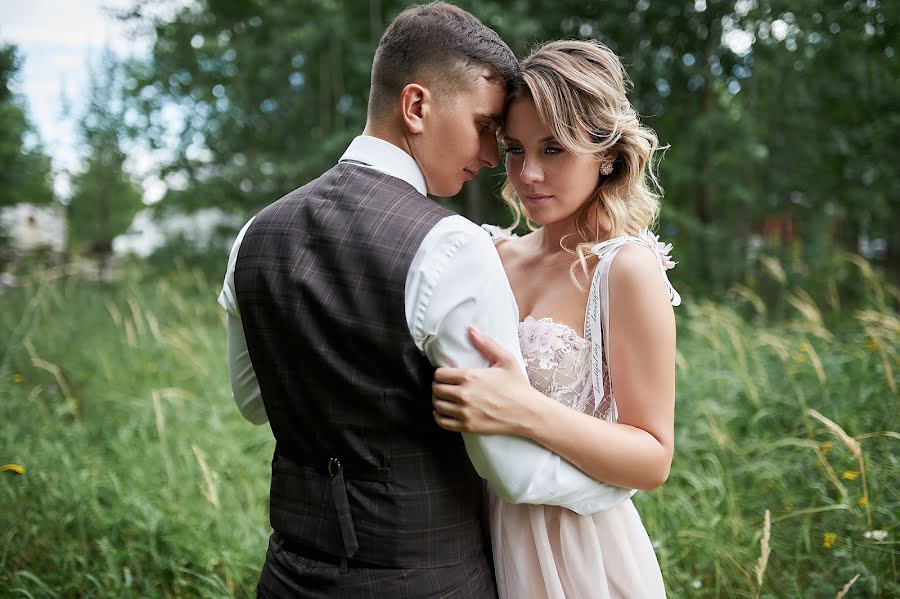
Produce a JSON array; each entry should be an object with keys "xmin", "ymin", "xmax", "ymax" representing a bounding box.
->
[{"xmin": 1, "ymin": 0, "xmax": 152, "ymax": 197}]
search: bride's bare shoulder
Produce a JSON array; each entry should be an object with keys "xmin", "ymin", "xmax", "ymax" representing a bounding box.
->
[{"xmin": 608, "ymin": 243, "xmax": 672, "ymax": 309}]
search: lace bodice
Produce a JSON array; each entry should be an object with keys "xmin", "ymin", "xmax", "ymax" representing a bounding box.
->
[
  {"xmin": 518, "ymin": 315, "xmax": 604, "ymax": 417},
  {"xmin": 484, "ymin": 223, "xmax": 681, "ymax": 423}
]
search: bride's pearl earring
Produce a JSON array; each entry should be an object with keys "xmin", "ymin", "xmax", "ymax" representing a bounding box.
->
[{"xmin": 600, "ymin": 161, "xmax": 614, "ymax": 176}]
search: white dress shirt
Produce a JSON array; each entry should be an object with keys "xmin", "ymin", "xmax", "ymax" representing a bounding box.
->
[{"xmin": 218, "ymin": 135, "xmax": 634, "ymax": 515}]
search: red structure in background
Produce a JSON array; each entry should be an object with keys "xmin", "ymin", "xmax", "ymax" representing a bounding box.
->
[{"xmin": 761, "ymin": 212, "xmax": 795, "ymax": 243}]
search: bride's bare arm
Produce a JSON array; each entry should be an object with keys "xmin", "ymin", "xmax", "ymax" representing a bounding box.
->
[{"xmin": 432, "ymin": 244, "xmax": 675, "ymax": 491}]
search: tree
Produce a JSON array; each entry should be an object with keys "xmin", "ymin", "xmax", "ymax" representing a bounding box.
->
[
  {"xmin": 0, "ymin": 44, "xmax": 55, "ymax": 209},
  {"xmin": 67, "ymin": 51, "xmax": 144, "ymax": 275},
  {"xmin": 117, "ymin": 0, "xmax": 899, "ymax": 293}
]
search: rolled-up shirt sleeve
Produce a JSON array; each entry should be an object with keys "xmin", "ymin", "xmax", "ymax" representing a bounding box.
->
[
  {"xmin": 405, "ymin": 215, "xmax": 634, "ymax": 515},
  {"xmin": 218, "ymin": 217, "xmax": 268, "ymax": 425}
]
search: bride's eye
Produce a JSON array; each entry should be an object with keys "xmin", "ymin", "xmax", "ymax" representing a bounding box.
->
[
  {"xmin": 544, "ymin": 146, "xmax": 563, "ymax": 155},
  {"xmin": 505, "ymin": 146, "xmax": 524, "ymax": 155}
]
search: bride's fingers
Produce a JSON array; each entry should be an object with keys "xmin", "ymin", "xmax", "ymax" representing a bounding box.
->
[
  {"xmin": 433, "ymin": 410, "xmax": 464, "ymax": 432},
  {"xmin": 434, "ymin": 367, "xmax": 468, "ymax": 384},
  {"xmin": 468, "ymin": 327, "xmax": 514, "ymax": 366},
  {"xmin": 431, "ymin": 381, "xmax": 465, "ymax": 400},
  {"xmin": 432, "ymin": 397, "xmax": 465, "ymax": 418}
]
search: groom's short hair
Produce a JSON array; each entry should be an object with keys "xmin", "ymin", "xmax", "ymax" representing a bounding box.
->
[{"xmin": 368, "ymin": 2, "xmax": 518, "ymax": 120}]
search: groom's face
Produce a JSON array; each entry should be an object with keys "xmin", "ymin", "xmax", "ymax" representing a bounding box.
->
[{"xmin": 412, "ymin": 71, "xmax": 505, "ymax": 197}]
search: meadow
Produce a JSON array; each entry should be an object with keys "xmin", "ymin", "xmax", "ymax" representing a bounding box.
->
[{"xmin": 1, "ymin": 260, "xmax": 897, "ymax": 598}]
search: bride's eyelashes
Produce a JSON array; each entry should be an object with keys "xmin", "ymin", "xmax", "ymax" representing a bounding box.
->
[{"xmin": 502, "ymin": 145, "xmax": 564, "ymax": 156}]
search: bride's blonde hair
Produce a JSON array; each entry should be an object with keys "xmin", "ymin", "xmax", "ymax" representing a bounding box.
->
[{"xmin": 500, "ymin": 40, "xmax": 664, "ymax": 288}]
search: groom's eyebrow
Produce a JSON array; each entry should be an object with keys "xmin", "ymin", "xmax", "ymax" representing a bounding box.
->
[{"xmin": 477, "ymin": 112, "xmax": 502, "ymax": 126}]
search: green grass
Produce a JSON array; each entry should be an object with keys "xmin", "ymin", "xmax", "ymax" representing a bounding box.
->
[{"xmin": 1, "ymin": 263, "xmax": 897, "ymax": 598}]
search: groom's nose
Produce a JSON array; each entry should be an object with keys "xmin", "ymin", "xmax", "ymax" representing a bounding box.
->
[{"xmin": 479, "ymin": 139, "xmax": 500, "ymax": 169}]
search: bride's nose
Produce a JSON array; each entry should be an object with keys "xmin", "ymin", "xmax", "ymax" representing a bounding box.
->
[{"xmin": 520, "ymin": 158, "xmax": 544, "ymax": 183}]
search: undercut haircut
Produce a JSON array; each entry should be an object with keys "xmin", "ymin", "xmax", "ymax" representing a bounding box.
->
[{"xmin": 368, "ymin": 2, "xmax": 519, "ymax": 121}]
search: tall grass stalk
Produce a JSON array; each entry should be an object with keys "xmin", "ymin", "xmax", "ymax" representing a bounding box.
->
[
  {"xmin": 754, "ymin": 509, "xmax": 771, "ymax": 599},
  {"xmin": 809, "ymin": 409, "xmax": 874, "ymax": 530},
  {"xmin": 835, "ymin": 573, "xmax": 861, "ymax": 599}
]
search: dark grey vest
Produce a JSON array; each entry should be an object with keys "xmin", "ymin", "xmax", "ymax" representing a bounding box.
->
[{"xmin": 233, "ymin": 163, "xmax": 486, "ymax": 568}]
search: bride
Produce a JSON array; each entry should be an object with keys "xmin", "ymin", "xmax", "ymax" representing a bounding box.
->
[{"xmin": 431, "ymin": 40, "xmax": 679, "ymax": 598}]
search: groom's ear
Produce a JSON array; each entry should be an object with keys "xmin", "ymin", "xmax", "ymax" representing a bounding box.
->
[{"xmin": 399, "ymin": 83, "xmax": 430, "ymax": 134}]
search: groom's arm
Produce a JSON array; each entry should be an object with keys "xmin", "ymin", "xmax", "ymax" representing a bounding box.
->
[
  {"xmin": 218, "ymin": 217, "xmax": 268, "ymax": 425},
  {"xmin": 406, "ymin": 215, "xmax": 635, "ymax": 515}
]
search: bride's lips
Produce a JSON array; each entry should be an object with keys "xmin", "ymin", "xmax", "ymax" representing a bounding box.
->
[{"xmin": 523, "ymin": 194, "xmax": 553, "ymax": 203}]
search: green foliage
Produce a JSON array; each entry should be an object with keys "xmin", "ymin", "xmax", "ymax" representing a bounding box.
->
[
  {"xmin": 0, "ymin": 44, "xmax": 55, "ymax": 209},
  {"xmin": 1, "ymin": 265, "xmax": 897, "ymax": 597},
  {"xmin": 67, "ymin": 150, "xmax": 143, "ymax": 255},
  {"xmin": 0, "ymin": 267, "xmax": 271, "ymax": 597},
  {"xmin": 116, "ymin": 0, "xmax": 899, "ymax": 297},
  {"xmin": 119, "ymin": 0, "xmax": 380, "ymax": 215},
  {"xmin": 67, "ymin": 52, "xmax": 144, "ymax": 258},
  {"xmin": 637, "ymin": 298, "xmax": 899, "ymax": 598}
]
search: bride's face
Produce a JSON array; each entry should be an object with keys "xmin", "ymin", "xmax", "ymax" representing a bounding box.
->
[{"xmin": 503, "ymin": 97, "xmax": 601, "ymax": 227}]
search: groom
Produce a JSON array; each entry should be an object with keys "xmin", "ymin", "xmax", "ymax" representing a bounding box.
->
[{"xmin": 219, "ymin": 3, "xmax": 631, "ymax": 597}]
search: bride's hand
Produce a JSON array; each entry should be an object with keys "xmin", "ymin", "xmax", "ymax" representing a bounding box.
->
[{"xmin": 432, "ymin": 327, "xmax": 540, "ymax": 435}]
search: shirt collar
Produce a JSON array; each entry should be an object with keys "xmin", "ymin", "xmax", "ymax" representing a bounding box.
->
[{"xmin": 339, "ymin": 135, "xmax": 428, "ymax": 196}]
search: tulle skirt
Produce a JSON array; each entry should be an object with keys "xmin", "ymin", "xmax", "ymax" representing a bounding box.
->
[{"xmin": 489, "ymin": 491, "xmax": 666, "ymax": 599}]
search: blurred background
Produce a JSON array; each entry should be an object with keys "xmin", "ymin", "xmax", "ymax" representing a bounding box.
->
[{"xmin": 1, "ymin": 1, "xmax": 897, "ymax": 597}]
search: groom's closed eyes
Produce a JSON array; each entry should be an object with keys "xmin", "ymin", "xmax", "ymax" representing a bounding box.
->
[{"xmin": 476, "ymin": 112, "xmax": 501, "ymax": 134}]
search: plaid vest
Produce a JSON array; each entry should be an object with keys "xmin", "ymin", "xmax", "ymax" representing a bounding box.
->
[{"xmin": 233, "ymin": 163, "xmax": 487, "ymax": 568}]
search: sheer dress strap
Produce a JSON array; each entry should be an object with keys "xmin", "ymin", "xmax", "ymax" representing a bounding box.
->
[{"xmin": 585, "ymin": 229, "xmax": 681, "ymax": 421}]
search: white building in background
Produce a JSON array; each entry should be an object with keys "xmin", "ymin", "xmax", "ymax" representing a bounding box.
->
[
  {"xmin": 112, "ymin": 207, "xmax": 244, "ymax": 258},
  {"xmin": 0, "ymin": 203, "xmax": 67, "ymax": 254},
  {"xmin": 111, "ymin": 209, "xmax": 165, "ymax": 258},
  {"xmin": 0, "ymin": 203, "xmax": 243, "ymax": 260}
]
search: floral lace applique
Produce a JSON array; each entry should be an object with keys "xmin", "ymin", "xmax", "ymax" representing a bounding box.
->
[
  {"xmin": 637, "ymin": 230, "xmax": 677, "ymax": 270},
  {"xmin": 634, "ymin": 230, "xmax": 681, "ymax": 307},
  {"xmin": 517, "ymin": 316, "xmax": 594, "ymax": 413},
  {"xmin": 518, "ymin": 315, "xmax": 587, "ymax": 369}
]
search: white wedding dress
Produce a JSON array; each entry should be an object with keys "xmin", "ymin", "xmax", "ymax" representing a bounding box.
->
[{"xmin": 482, "ymin": 225, "xmax": 681, "ymax": 599}]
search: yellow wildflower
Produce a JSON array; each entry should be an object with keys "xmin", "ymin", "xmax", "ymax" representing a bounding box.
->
[
  {"xmin": 794, "ymin": 342, "xmax": 812, "ymax": 363},
  {"xmin": 1, "ymin": 463, "xmax": 25, "ymax": 474},
  {"xmin": 823, "ymin": 532, "xmax": 837, "ymax": 549},
  {"xmin": 13, "ymin": 373, "xmax": 23, "ymax": 383},
  {"xmin": 842, "ymin": 470, "xmax": 859, "ymax": 480},
  {"xmin": 858, "ymin": 497, "xmax": 868, "ymax": 507},
  {"xmin": 821, "ymin": 441, "xmax": 832, "ymax": 454},
  {"xmin": 864, "ymin": 339, "xmax": 878, "ymax": 351}
]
